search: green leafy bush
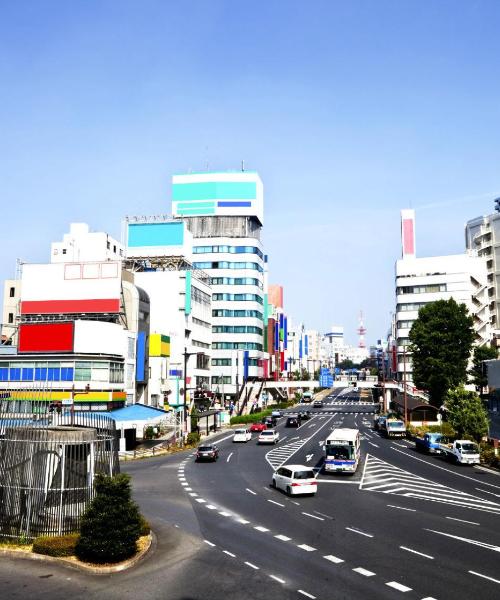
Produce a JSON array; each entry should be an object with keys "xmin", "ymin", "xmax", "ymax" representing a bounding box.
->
[
  {"xmin": 33, "ymin": 533, "xmax": 79, "ymax": 557},
  {"xmin": 480, "ymin": 445, "xmax": 500, "ymax": 469},
  {"xmin": 75, "ymin": 473, "xmax": 143, "ymax": 564},
  {"xmin": 186, "ymin": 432, "xmax": 200, "ymax": 446},
  {"xmin": 139, "ymin": 516, "xmax": 151, "ymax": 536},
  {"xmin": 230, "ymin": 410, "xmax": 271, "ymax": 425}
]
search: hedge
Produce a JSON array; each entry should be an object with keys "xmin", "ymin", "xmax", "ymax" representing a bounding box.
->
[{"xmin": 33, "ymin": 533, "xmax": 80, "ymax": 557}]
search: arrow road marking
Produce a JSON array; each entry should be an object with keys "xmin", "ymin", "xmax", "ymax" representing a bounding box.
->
[{"xmin": 306, "ymin": 454, "xmax": 314, "ymax": 462}]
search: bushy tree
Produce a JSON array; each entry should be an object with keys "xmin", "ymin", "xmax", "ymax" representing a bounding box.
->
[
  {"xmin": 408, "ymin": 299, "xmax": 474, "ymax": 407},
  {"xmin": 469, "ymin": 345, "xmax": 498, "ymax": 393},
  {"xmin": 445, "ymin": 387, "xmax": 489, "ymax": 442},
  {"xmin": 75, "ymin": 473, "xmax": 143, "ymax": 564}
]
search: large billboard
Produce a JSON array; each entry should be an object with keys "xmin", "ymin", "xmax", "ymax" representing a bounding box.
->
[
  {"xmin": 18, "ymin": 322, "xmax": 75, "ymax": 353},
  {"xmin": 20, "ymin": 262, "xmax": 121, "ymax": 314}
]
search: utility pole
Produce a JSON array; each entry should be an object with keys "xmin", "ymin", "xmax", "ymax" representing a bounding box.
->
[{"xmin": 403, "ymin": 345, "xmax": 408, "ymax": 423}]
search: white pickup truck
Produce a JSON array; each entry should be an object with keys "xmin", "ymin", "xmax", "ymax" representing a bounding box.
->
[{"xmin": 438, "ymin": 440, "xmax": 480, "ymax": 465}]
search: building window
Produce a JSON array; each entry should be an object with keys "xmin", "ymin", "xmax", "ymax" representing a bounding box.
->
[
  {"xmin": 62, "ymin": 249, "xmax": 67, "ymax": 255},
  {"xmin": 9, "ymin": 287, "xmax": 15, "ymax": 298},
  {"xmin": 397, "ymin": 284, "xmax": 446, "ymax": 295},
  {"xmin": 107, "ymin": 241, "xmax": 110, "ymax": 249},
  {"xmin": 192, "ymin": 339, "xmax": 210, "ymax": 349},
  {"xmin": 211, "ymin": 375, "xmax": 232, "ymax": 385},
  {"xmin": 212, "ymin": 358, "xmax": 232, "ymax": 367},
  {"xmin": 191, "ymin": 286, "xmax": 211, "ymax": 307},
  {"xmin": 8, "ymin": 313, "xmax": 14, "ymax": 324},
  {"xmin": 113, "ymin": 245, "xmax": 117, "ymax": 253}
]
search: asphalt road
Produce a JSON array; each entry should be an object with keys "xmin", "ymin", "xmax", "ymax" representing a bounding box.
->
[{"xmin": 1, "ymin": 387, "xmax": 499, "ymax": 600}]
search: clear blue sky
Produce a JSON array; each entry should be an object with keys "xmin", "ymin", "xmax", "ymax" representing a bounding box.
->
[{"xmin": 1, "ymin": 1, "xmax": 499, "ymax": 344}]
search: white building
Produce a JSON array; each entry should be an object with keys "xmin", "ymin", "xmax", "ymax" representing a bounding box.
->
[
  {"xmin": 395, "ymin": 209, "xmax": 487, "ymax": 382},
  {"xmin": 172, "ymin": 171, "xmax": 266, "ymax": 399}
]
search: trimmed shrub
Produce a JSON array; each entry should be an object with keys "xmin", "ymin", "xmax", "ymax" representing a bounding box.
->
[
  {"xmin": 186, "ymin": 432, "xmax": 200, "ymax": 446},
  {"xmin": 33, "ymin": 533, "xmax": 79, "ymax": 557},
  {"xmin": 481, "ymin": 445, "xmax": 500, "ymax": 469},
  {"xmin": 139, "ymin": 516, "xmax": 151, "ymax": 536},
  {"xmin": 75, "ymin": 473, "xmax": 143, "ymax": 564}
]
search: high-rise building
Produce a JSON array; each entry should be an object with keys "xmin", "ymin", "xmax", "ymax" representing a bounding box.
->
[{"xmin": 172, "ymin": 171, "xmax": 266, "ymax": 399}]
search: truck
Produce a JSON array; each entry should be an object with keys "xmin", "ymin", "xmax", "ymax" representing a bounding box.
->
[
  {"xmin": 381, "ymin": 418, "xmax": 407, "ymax": 438},
  {"xmin": 414, "ymin": 432, "xmax": 443, "ymax": 454},
  {"xmin": 438, "ymin": 439, "xmax": 480, "ymax": 465},
  {"xmin": 301, "ymin": 391, "xmax": 313, "ymax": 403}
]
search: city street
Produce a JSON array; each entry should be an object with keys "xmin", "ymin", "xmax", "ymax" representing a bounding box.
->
[{"xmin": 1, "ymin": 388, "xmax": 499, "ymax": 599}]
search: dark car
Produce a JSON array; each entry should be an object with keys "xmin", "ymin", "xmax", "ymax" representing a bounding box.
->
[
  {"xmin": 263, "ymin": 416, "xmax": 278, "ymax": 428},
  {"xmin": 286, "ymin": 415, "xmax": 302, "ymax": 428},
  {"xmin": 312, "ymin": 399, "xmax": 323, "ymax": 408},
  {"xmin": 195, "ymin": 444, "xmax": 219, "ymax": 462},
  {"xmin": 298, "ymin": 409, "xmax": 311, "ymax": 420}
]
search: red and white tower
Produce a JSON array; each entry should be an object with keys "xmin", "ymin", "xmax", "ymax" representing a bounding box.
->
[{"xmin": 357, "ymin": 311, "xmax": 366, "ymax": 348}]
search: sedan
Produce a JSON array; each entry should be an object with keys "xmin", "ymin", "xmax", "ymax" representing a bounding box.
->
[
  {"xmin": 249, "ymin": 422, "xmax": 267, "ymax": 433},
  {"xmin": 195, "ymin": 444, "xmax": 219, "ymax": 462},
  {"xmin": 313, "ymin": 400, "xmax": 323, "ymax": 408},
  {"xmin": 272, "ymin": 465, "xmax": 317, "ymax": 496},
  {"xmin": 258, "ymin": 429, "xmax": 280, "ymax": 444},
  {"xmin": 298, "ymin": 410, "xmax": 311, "ymax": 420}
]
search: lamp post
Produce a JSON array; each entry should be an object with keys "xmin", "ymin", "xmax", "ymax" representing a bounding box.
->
[
  {"xmin": 403, "ymin": 345, "xmax": 408, "ymax": 423},
  {"xmin": 182, "ymin": 349, "xmax": 203, "ymax": 439}
]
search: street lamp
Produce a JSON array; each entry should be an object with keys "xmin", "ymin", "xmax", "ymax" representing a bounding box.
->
[{"xmin": 182, "ymin": 349, "xmax": 204, "ymax": 438}]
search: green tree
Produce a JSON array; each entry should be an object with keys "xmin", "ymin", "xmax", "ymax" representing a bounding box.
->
[
  {"xmin": 469, "ymin": 344, "xmax": 498, "ymax": 393},
  {"xmin": 445, "ymin": 387, "xmax": 489, "ymax": 442},
  {"xmin": 337, "ymin": 359, "xmax": 355, "ymax": 370},
  {"xmin": 75, "ymin": 473, "xmax": 143, "ymax": 564},
  {"xmin": 408, "ymin": 299, "xmax": 474, "ymax": 407}
]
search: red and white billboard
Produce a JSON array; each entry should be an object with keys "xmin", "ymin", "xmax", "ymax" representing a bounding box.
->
[
  {"xmin": 20, "ymin": 262, "xmax": 121, "ymax": 315},
  {"xmin": 18, "ymin": 322, "xmax": 75, "ymax": 353}
]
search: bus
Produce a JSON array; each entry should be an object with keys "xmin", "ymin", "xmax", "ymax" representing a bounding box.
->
[{"xmin": 323, "ymin": 428, "xmax": 361, "ymax": 474}]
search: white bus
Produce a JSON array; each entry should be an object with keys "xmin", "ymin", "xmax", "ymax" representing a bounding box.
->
[{"xmin": 323, "ymin": 428, "xmax": 361, "ymax": 474}]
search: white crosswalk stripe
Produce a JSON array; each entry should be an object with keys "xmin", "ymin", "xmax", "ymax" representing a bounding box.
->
[
  {"xmin": 360, "ymin": 455, "xmax": 500, "ymax": 514},
  {"xmin": 266, "ymin": 440, "xmax": 307, "ymax": 469}
]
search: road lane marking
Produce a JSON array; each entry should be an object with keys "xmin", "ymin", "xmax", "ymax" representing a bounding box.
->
[
  {"xmin": 268, "ymin": 499, "xmax": 285, "ymax": 507},
  {"xmin": 386, "ymin": 581, "xmax": 412, "ymax": 592},
  {"xmin": 445, "ymin": 516, "xmax": 480, "ymax": 525},
  {"xmin": 476, "ymin": 487, "xmax": 500, "ymax": 498},
  {"xmin": 368, "ymin": 442, "xmax": 379, "ymax": 448},
  {"xmin": 302, "ymin": 512, "xmax": 324, "ymax": 521},
  {"xmin": 254, "ymin": 525, "xmax": 270, "ymax": 532},
  {"xmin": 474, "ymin": 465, "xmax": 500, "ymax": 476},
  {"xmin": 275, "ymin": 534, "xmax": 291, "ymax": 541},
  {"xmin": 306, "ymin": 454, "xmax": 314, "ymax": 462},
  {"xmin": 400, "ymin": 546, "xmax": 434, "ymax": 559},
  {"xmin": 345, "ymin": 527, "xmax": 373, "ymax": 538},
  {"xmin": 206, "ymin": 505, "xmax": 217, "ymax": 510},
  {"xmin": 298, "ymin": 590, "xmax": 316, "ymax": 599},
  {"xmin": 269, "ymin": 575, "xmax": 286, "ymax": 584},
  {"xmin": 353, "ymin": 567, "xmax": 375, "ymax": 576},
  {"xmin": 204, "ymin": 540, "xmax": 215, "ymax": 546},
  {"xmin": 314, "ymin": 510, "xmax": 334, "ymax": 519},
  {"xmin": 246, "ymin": 488, "xmax": 257, "ymax": 495},
  {"xmin": 425, "ymin": 529, "xmax": 500, "ymax": 552},
  {"xmin": 387, "ymin": 504, "xmax": 417, "ymax": 512},
  {"xmin": 219, "ymin": 511, "xmax": 231, "ymax": 517},
  {"xmin": 188, "ymin": 492, "xmax": 197, "ymax": 496},
  {"xmin": 391, "ymin": 447, "xmax": 500, "ymax": 490},
  {"xmin": 181, "ymin": 482, "xmax": 188, "ymax": 486},
  {"xmin": 223, "ymin": 550, "xmax": 236, "ymax": 557},
  {"xmin": 297, "ymin": 544, "xmax": 316, "ymax": 551},
  {"xmin": 323, "ymin": 555, "xmax": 344, "ymax": 564},
  {"xmin": 468, "ymin": 570, "xmax": 500, "ymax": 584},
  {"xmin": 237, "ymin": 518, "xmax": 250, "ymax": 524},
  {"xmin": 245, "ymin": 561, "xmax": 259, "ymax": 570},
  {"xmin": 291, "ymin": 500, "xmax": 300, "ymax": 506},
  {"xmin": 226, "ymin": 452, "xmax": 233, "ymax": 462},
  {"xmin": 195, "ymin": 498, "xmax": 206, "ymax": 503}
]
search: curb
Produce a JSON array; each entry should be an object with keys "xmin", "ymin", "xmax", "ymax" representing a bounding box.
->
[{"xmin": 0, "ymin": 532, "xmax": 155, "ymax": 575}]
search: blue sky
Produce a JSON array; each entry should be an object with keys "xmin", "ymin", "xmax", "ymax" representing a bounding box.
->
[{"xmin": 1, "ymin": 1, "xmax": 499, "ymax": 344}]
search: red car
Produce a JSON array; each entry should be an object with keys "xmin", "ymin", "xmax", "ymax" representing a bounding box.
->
[{"xmin": 249, "ymin": 422, "xmax": 267, "ymax": 432}]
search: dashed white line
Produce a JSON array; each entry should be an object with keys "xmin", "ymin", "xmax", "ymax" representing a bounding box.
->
[
  {"xmin": 246, "ymin": 488, "xmax": 257, "ymax": 495},
  {"xmin": 206, "ymin": 505, "xmax": 217, "ymax": 510},
  {"xmin": 269, "ymin": 575, "xmax": 286, "ymax": 584},
  {"xmin": 469, "ymin": 570, "xmax": 500, "ymax": 584},
  {"xmin": 445, "ymin": 516, "xmax": 480, "ymax": 526},
  {"xmin": 204, "ymin": 540, "xmax": 215, "ymax": 547},
  {"xmin": 368, "ymin": 442, "xmax": 379, "ymax": 448},
  {"xmin": 297, "ymin": 543, "xmax": 316, "ymax": 552},
  {"xmin": 189, "ymin": 492, "xmax": 197, "ymax": 496},
  {"xmin": 353, "ymin": 567, "xmax": 375, "ymax": 576},
  {"xmin": 268, "ymin": 499, "xmax": 285, "ymax": 507},
  {"xmin": 298, "ymin": 590, "xmax": 316, "ymax": 599},
  {"xmin": 291, "ymin": 500, "xmax": 301, "ymax": 506},
  {"xmin": 195, "ymin": 498, "xmax": 206, "ymax": 503},
  {"xmin": 219, "ymin": 511, "xmax": 231, "ymax": 517},
  {"xmin": 275, "ymin": 534, "xmax": 292, "ymax": 541},
  {"xmin": 245, "ymin": 561, "xmax": 259, "ymax": 570},
  {"xmin": 223, "ymin": 550, "xmax": 236, "ymax": 557},
  {"xmin": 237, "ymin": 518, "xmax": 250, "ymax": 524},
  {"xmin": 400, "ymin": 546, "xmax": 434, "ymax": 559},
  {"xmin": 387, "ymin": 504, "xmax": 417, "ymax": 512},
  {"xmin": 386, "ymin": 581, "xmax": 412, "ymax": 592},
  {"xmin": 254, "ymin": 525, "xmax": 270, "ymax": 532},
  {"xmin": 181, "ymin": 483, "xmax": 188, "ymax": 486},
  {"xmin": 302, "ymin": 512, "xmax": 324, "ymax": 521},
  {"xmin": 226, "ymin": 452, "xmax": 233, "ymax": 462},
  {"xmin": 345, "ymin": 527, "xmax": 373, "ymax": 538},
  {"xmin": 323, "ymin": 554, "xmax": 344, "ymax": 564}
]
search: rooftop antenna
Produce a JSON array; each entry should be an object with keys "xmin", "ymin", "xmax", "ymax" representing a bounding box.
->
[
  {"xmin": 241, "ymin": 159, "xmax": 245, "ymax": 172},
  {"xmin": 357, "ymin": 310, "xmax": 367, "ymax": 348}
]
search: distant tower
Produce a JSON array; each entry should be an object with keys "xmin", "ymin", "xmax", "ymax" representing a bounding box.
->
[{"xmin": 357, "ymin": 311, "xmax": 366, "ymax": 348}]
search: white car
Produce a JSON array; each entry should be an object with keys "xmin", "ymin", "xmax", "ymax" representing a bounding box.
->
[
  {"xmin": 233, "ymin": 428, "xmax": 252, "ymax": 443},
  {"xmin": 272, "ymin": 465, "xmax": 317, "ymax": 496},
  {"xmin": 258, "ymin": 429, "xmax": 280, "ymax": 444}
]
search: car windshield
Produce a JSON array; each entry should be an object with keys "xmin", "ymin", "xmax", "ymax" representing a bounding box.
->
[
  {"xmin": 294, "ymin": 470, "xmax": 315, "ymax": 480},
  {"xmin": 198, "ymin": 446, "xmax": 213, "ymax": 451},
  {"xmin": 234, "ymin": 430, "xmax": 246, "ymax": 435},
  {"xmin": 261, "ymin": 431, "xmax": 274, "ymax": 436},
  {"xmin": 326, "ymin": 445, "xmax": 353, "ymax": 459},
  {"xmin": 461, "ymin": 443, "xmax": 478, "ymax": 453},
  {"xmin": 388, "ymin": 422, "xmax": 405, "ymax": 429}
]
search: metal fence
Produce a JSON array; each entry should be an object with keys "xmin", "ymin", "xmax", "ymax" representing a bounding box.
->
[{"xmin": 0, "ymin": 398, "xmax": 119, "ymax": 540}]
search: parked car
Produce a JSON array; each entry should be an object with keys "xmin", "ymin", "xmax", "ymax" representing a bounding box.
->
[
  {"xmin": 195, "ymin": 444, "xmax": 219, "ymax": 462},
  {"xmin": 258, "ymin": 429, "xmax": 280, "ymax": 444},
  {"xmin": 233, "ymin": 428, "xmax": 252, "ymax": 443},
  {"xmin": 286, "ymin": 415, "xmax": 302, "ymax": 428},
  {"xmin": 312, "ymin": 399, "xmax": 323, "ymax": 408},
  {"xmin": 249, "ymin": 422, "xmax": 267, "ymax": 433},
  {"xmin": 272, "ymin": 465, "xmax": 317, "ymax": 496}
]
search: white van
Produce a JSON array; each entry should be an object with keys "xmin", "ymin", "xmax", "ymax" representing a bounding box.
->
[
  {"xmin": 233, "ymin": 428, "xmax": 252, "ymax": 443},
  {"xmin": 272, "ymin": 465, "xmax": 317, "ymax": 496}
]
